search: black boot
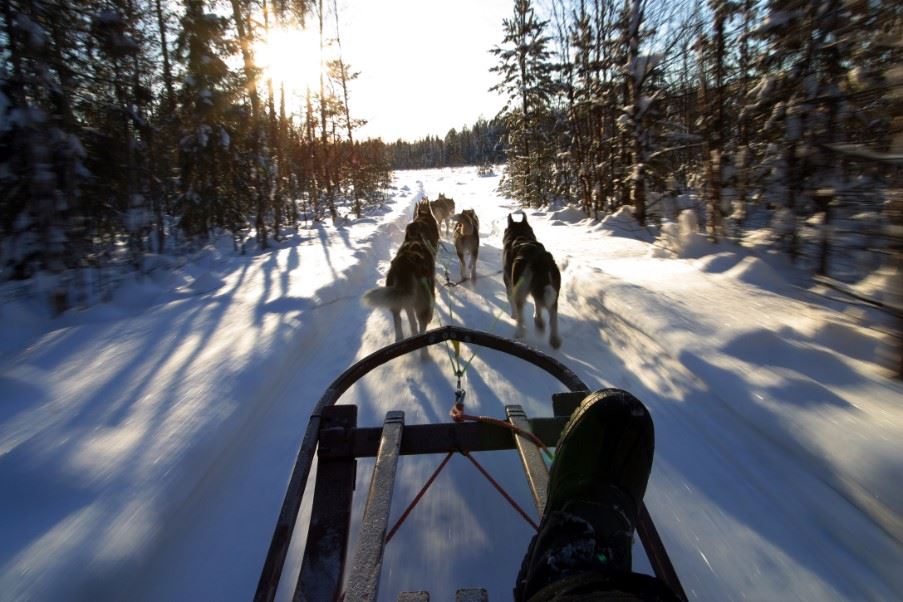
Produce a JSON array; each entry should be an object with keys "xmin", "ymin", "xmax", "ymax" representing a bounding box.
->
[{"xmin": 514, "ymin": 389, "xmax": 656, "ymax": 601}]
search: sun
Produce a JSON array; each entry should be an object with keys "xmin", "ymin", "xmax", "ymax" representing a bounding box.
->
[{"xmin": 254, "ymin": 26, "xmax": 322, "ymax": 100}]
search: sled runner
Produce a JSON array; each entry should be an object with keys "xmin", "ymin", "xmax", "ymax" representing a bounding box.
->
[{"xmin": 254, "ymin": 326, "xmax": 686, "ymax": 601}]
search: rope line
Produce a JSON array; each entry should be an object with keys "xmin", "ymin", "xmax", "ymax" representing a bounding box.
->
[
  {"xmin": 385, "ymin": 451, "xmax": 454, "ymax": 544},
  {"xmin": 383, "ymin": 447, "xmax": 540, "ymax": 544},
  {"xmin": 450, "ymin": 410, "xmax": 555, "ymax": 464},
  {"xmin": 461, "ymin": 450, "xmax": 539, "ymax": 531}
]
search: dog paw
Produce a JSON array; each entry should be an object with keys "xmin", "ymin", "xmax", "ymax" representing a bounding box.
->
[{"xmin": 550, "ymin": 335, "xmax": 562, "ymax": 349}]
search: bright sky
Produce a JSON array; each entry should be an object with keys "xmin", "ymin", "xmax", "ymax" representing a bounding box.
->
[
  {"xmin": 340, "ymin": 0, "xmax": 512, "ymax": 141},
  {"xmin": 259, "ymin": 0, "xmax": 514, "ymax": 142}
]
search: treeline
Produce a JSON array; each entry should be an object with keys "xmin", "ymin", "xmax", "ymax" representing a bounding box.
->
[
  {"xmin": 492, "ymin": 0, "xmax": 901, "ymax": 277},
  {"xmin": 385, "ymin": 118, "xmax": 506, "ymax": 170},
  {"xmin": 0, "ymin": 0, "xmax": 390, "ymax": 312}
]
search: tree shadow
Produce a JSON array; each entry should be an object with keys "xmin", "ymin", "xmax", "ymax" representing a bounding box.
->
[
  {"xmin": 0, "ymin": 376, "xmax": 46, "ymax": 427},
  {"xmin": 314, "ymin": 222, "xmax": 339, "ymax": 280},
  {"xmin": 255, "ymin": 250, "xmax": 280, "ymax": 326},
  {"xmin": 559, "ymin": 315, "xmax": 891, "ymax": 598},
  {"xmin": 721, "ymin": 328, "xmax": 867, "ymax": 389},
  {"xmin": 280, "ymin": 242, "xmax": 300, "ymax": 297}
]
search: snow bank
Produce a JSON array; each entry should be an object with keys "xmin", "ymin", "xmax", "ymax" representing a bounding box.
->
[
  {"xmin": 109, "ymin": 278, "xmax": 170, "ymax": 310},
  {"xmin": 693, "ymin": 251, "xmax": 743, "ymax": 274},
  {"xmin": 0, "ymin": 297, "xmax": 46, "ymax": 359},
  {"xmin": 185, "ymin": 272, "xmax": 226, "ymax": 295},
  {"xmin": 548, "ymin": 205, "xmax": 586, "ymax": 224},
  {"xmin": 653, "ymin": 210, "xmax": 710, "ymax": 258},
  {"xmin": 593, "ymin": 206, "xmax": 654, "ymax": 242},
  {"xmin": 852, "ymin": 265, "xmax": 902, "ymax": 309},
  {"xmin": 804, "ymin": 319, "xmax": 884, "ymax": 364},
  {"xmin": 599, "ymin": 206, "xmax": 636, "ymax": 228},
  {"xmin": 723, "ymin": 256, "xmax": 788, "ymax": 290}
]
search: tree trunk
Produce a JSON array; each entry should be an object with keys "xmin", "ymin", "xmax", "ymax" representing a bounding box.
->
[
  {"xmin": 332, "ymin": 0, "xmax": 360, "ymax": 217},
  {"xmin": 229, "ymin": 0, "xmax": 268, "ymax": 249},
  {"xmin": 154, "ymin": 0, "xmax": 174, "ymax": 102}
]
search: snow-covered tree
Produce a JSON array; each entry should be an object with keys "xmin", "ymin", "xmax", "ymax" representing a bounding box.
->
[
  {"xmin": 0, "ymin": 0, "xmax": 87, "ymax": 312},
  {"xmin": 696, "ymin": 0, "xmax": 735, "ymax": 242},
  {"xmin": 492, "ymin": 0, "xmax": 557, "ymax": 207},
  {"xmin": 175, "ymin": 0, "xmax": 239, "ymax": 238},
  {"xmin": 618, "ymin": 0, "xmax": 667, "ymax": 226},
  {"xmin": 87, "ymin": 1, "xmax": 155, "ymax": 269}
]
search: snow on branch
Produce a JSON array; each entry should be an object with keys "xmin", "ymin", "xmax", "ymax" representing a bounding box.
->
[{"xmin": 822, "ymin": 144, "xmax": 903, "ymax": 165}]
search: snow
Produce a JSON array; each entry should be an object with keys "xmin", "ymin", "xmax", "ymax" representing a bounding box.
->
[
  {"xmin": 547, "ymin": 205, "xmax": 586, "ymax": 224},
  {"xmin": 1, "ymin": 167, "xmax": 902, "ymax": 601},
  {"xmin": 723, "ymin": 256, "xmax": 790, "ymax": 290},
  {"xmin": 852, "ymin": 266, "xmax": 901, "ymax": 308},
  {"xmin": 654, "ymin": 210, "xmax": 712, "ymax": 259}
]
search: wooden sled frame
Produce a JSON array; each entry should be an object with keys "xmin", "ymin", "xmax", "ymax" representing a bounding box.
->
[{"xmin": 254, "ymin": 326, "xmax": 686, "ymax": 601}]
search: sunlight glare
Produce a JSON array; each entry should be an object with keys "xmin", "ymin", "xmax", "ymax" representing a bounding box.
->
[{"xmin": 254, "ymin": 26, "xmax": 322, "ymax": 99}]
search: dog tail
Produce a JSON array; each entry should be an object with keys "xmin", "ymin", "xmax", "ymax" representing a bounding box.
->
[{"xmin": 363, "ymin": 285, "xmax": 408, "ymax": 309}]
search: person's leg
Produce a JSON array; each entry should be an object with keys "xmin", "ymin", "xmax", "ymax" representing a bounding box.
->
[{"xmin": 514, "ymin": 389, "xmax": 667, "ymax": 601}]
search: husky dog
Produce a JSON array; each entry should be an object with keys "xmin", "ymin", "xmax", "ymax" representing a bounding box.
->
[
  {"xmin": 363, "ymin": 238, "xmax": 436, "ymax": 342},
  {"xmin": 502, "ymin": 212, "xmax": 562, "ymax": 349},
  {"xmin": 405, "ymin": 219, "xmax": 436, "ymax": 252},
  {"xmin": 363, "ymin": 197, "xmax": 439, "ymax": 342},
  {"xmin": 411, "ymin": 198, "xmax": 440, "ymax": 252},
  {"xmin": 429, "ymin": 194, "xmax": 456, "ymax": 237},
  {"xmin": 453, "ymin": 209, "xmax": 480, "ymax": 281}
]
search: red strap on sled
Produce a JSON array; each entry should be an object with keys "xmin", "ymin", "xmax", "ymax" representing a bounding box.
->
[
  {"xmin": 385, "ymin": 449, "xmax": 540, "ymax": 545},
  {"xmin": 386, "ymin": 452, "xmax": 454, "ymax": 543}
]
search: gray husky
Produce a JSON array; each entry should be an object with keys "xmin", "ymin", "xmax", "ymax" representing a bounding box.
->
[
  {"xmin": 502, "ymin": 212, "xmax": 562, "ymax": 349},
  {"xmin": 429, "ymin": 194, "xmax": 456, "ymax": 237},
  {"xmin": 363, "ymin": 239, "xmax": 435, "ymax": 342},
  {"xmin": 453, "ymin": 209, "xmax": 480, "ymax": 281}
]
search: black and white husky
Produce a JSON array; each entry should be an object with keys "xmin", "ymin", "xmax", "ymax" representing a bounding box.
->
[
  {"xmin": 502, "ymin": 212, "xmax": 562, "ymax": 349},
  {"xmin": 453, "ymin": 209, "xmax": 480, "ymax": 281}
]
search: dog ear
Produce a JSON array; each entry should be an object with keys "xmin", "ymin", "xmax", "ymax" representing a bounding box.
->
[{"xmin": 508, "ymin": 213, "xmax": 514, "ymax": 226}]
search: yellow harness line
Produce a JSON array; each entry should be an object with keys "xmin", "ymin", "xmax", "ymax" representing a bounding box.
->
[{"xmin": 434, "ymin": 275, "xmax": 554, "ymax": 465}]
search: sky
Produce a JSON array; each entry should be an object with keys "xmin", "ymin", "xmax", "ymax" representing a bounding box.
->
[{"xmin": 262, "ymin": 0, "xmax": 514, "ymax": 142}]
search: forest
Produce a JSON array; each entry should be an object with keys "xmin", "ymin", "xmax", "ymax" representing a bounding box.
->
[
  {"xmin": 1, "ymin": 0, "xmax": 901, "ymax": 327},
  {"xmin": 489, "ymin": 0, "xmax": 900, "ymax": 292}
]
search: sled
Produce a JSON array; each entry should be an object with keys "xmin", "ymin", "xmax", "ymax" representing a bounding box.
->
[{"xmin": 254, "ymin": 326, "xmax": 686, "ymax": 601}]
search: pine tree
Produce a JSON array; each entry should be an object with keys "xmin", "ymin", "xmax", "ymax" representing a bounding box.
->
[
  {"xmin": 175, "ymin": 0, "xmax": 238, "ymax": 238},
  {"xmin": 0, "ymin": 0, "xmax": 87, "ymax": 313},
  {"xmin": 88, "ymin": 1, "xmax": 154, "ymax": 270},
  {"xmin": 228, "ymin": 0, "xmax": 269, "ymax": 248},
  {"xmin": 151, "ymin": 0, "xmax": 177, "ymax": 253},
  {"xmin": 492, "ymin": 0, "xmax": 556, "ymax": 207}
]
